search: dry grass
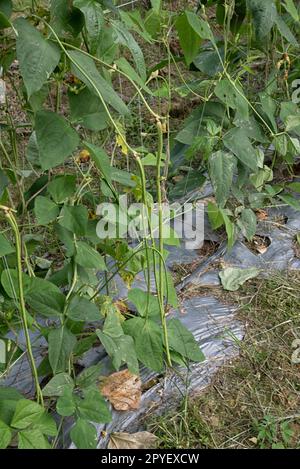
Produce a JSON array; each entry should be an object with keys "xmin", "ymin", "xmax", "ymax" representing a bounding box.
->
[{"xmin": 151, "ymin": 272, "xmax": 300, "ymax": 449}]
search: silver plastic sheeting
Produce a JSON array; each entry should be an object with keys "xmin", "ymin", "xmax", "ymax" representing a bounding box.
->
[{"xmin": 1, "ymin": 191, "xmax": 300, "ymax": 448}]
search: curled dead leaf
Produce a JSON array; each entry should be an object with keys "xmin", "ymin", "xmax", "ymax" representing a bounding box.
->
[
  {"xmin": 100, "ymin": 369, "xmax": 141, "ymax": 411},
  {"xmin": 108, "ymin": 431, "xmax": 158, "ymax": 449}
]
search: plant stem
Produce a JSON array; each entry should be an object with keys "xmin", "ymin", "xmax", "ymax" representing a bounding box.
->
[
  {"xmin": 1, "ymin": 206, "xmax": 44, "ymax": 406},
  {"xmin": 156, "ymin": 120, "xmax": 171, "ymax": 367}
]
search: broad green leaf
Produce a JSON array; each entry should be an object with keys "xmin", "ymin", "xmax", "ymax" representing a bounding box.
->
[
  {"xmin": 11, "ymin": 400, "xmax": 44, "ymax": 430},
  {"xmin": 67, "ymin": 295, "xmax": 101, "ymax": 322},
  {"xmin": 58, "ymin": 205, "xmax": 88, "ymax": 236},
  {"xmin": 151, "ymin": 0, "xmax": 161, "ymax": 13},
  {"xmin": 215, "ymin": 79, "xmax": 249, "ymax": 123},
  {"xmin": 75, "ymin": 241, "xmax": 107, "ymax": 270},
  {"xmin": 15, "ymin": 18, "xmax": 61, "ymax": 98},
  {"xmin": 175, "ymin": 12, "xmax": 201, "ymax": 65},
  {"xmin": 18, "ymin": 428, "xmax": 50, "ymax": 449},
  {"xmin": 220, "ymin": 267, "xmax": 260, "ymax": 291},
  {"xmin": 116, "ymin": 57, "xmax": 152, "ymax": 94},
  {"xmin": 26, "ymin": 277, "xmax": 66, "ymax": 318},
  {"xmin": 275, "ymin": 15, "xmax": 298, "ymax": 46},
  {"xmin": 283, "ymin": 0, "xmax": 299, "ymax": 21},
  {"xmin": 207, "ymin": 202, "xmax": 224, "ymax": 230},
  {"xmin": 0, "ymin": 0, "xmax": 12, "ymax": 18},
  {"xmin": 76, "ymin": 388, "xmax": 111, "ymax": 423},
  {"xmin": 34, "ymin": 196, "xmax": 59, "ymax": 225},
  {"xmin": 70, "ymin": 418, "xmax": 97, "ymax": 449},
  {"xmin": 74, "ymin": 0, "xmax": 104, "ymax": 54},
  {"xmin": 259, "ymin": 93, "xmax": 278, "ymax": 133},
  {"xmin": 69, "ymin": 50, "xmax": 129, "ymax": 116},
  {"xmin": 128, "ymin": 288, "xmax": 160, "ymax": 319},
  {"xmin": 47, "ymin": 175, "xmax": 77, "ymax": 204},
  {"xmin": 209, "ymin": 151, "xmax": 236, "ymax": 207},
  {"xmin": 0, "ymin": 233, "xmax": 14, "ymax": 257},
  {"xmin": 76, "ymin": 363, "xmax": 102, "ymax": 389},
  {"xmin": 1, "ymin": 269, "xmax": 32, "ymax": 299},
  {"xmin": 0, "ymin": 387, "xmax": 23, "ymax": 425},
  {"xmin": 223, "ymin": 127, "xmax": 258, "ymax": 171},
  {"xmin": 185, "ymin": 10, "xmax": 215, "ymax": 42},
  {"xmin": 83, "ymin": 141, "xmax": 112, "ymax": 184},
  {"xmin": 278, "ymin": 193, "xmax": 300, "ymax": 210},
  {"xmin": 167, "ymin": 318, "xmax": 205, "ymax": 362},
  {"xmin": 48, "ymin": 326, "xmax": 77, "ymax": 374},
  {"xmin": 54, "ymin": 224, "xmax": 75, "ymax": 257},
  {"xmin": 96, "ymin": 310, "xmax": 139, "ymax": 374},
  {"xmin": 220, "ymin": 209, "xmax": 236, "ymax": 250},
  {"xmin": 34, "ymin": 412, "xmax": 57, "ymax": 437},
  {"xmin": 68, "ymin": 87, "xmax": 108, "ymax": 131},
  {"xmin": 42, "ymin": 373, "xmax": 74, "ymax": 397},
  {"xmin": 56, "ymin": 386, "xmax": 76, "ymax": 416},
  {"xmin": 237, "ymin": 208, "xmax": 257, "ymax": 241},
  {"xmin": 247, "ymin": 0, "xmax": 277, "ymax": 41},
  {"xmin": 285, "ymin": 115, "xmax": 300, "ymax": 133},
  {"xmin": 35, "ymin": 110, "xmax": 79, "ymax": 170},
  {"xmin": 50, "ymin": 0, "xmax": 84, "ymax": 37},
  {"xmin": 0, "ymin": 420, "xmax": 12, "ymax": 449},
  {"xmin": 123, "ymin": 317, "xmax": 163, "ymax": 372},
  {"xmin": 111, "ymin": 20, "xmax": 146, "ymax": 81}
]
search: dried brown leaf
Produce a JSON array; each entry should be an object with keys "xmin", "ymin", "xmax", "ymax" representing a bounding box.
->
[
  {"xmin": 100, "ymin": 369, "xmax": 141, "ymax": 411},
  {"xmin": 108, "ymin": 431, "xmax": 158, "ymax": 449}
]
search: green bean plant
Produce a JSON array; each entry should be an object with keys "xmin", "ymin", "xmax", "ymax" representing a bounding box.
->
[
  {"xmin": 1, "ymin": 0, "xmax": 300, "ymax": 450},
  {"xmin": 0, "ymin": 0, "xmax": 204, "ymax": 449}
]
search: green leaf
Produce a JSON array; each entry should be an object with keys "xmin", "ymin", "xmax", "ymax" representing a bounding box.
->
[
  {"xmin": 11, "ymin": 400, "xmax": 44, "ymax": 430},
  {"xmin": 68, "ymin": 87, "xmax": 108, "ymax": 131},
  {"xmin": 58, "ymin": 205, "xmax": 88, "ymax": 236},
  {"xmin": 50, "ymin": 0, "xmax": 84, "ymax": 37},
  {"xmin": 96, "ymin": 310, "xmax": 139, "ymax": 374},
  {"xmin": 56, "ymin": 386, "xmax": 76, "ymax": 417},
  {"xmin": 26, "ymin": 277, "xmax": 66, "ymax": 318},
  {"xmin": 76, "ymin": 363, "xmax": 102, "ymax": 389},
  {"xmin": 215, "ymin": 78, "xmax": 249, "ymax": 123},
  {"xmin": 70, "ymin": 418, "xmax": 97, "ymax": 449},
  {"xmin": 47, "ymin": 175, "xmax": 77, "ymax": 204},
  {"xmin": 209, "ymin": 151, "xmax": 236, "ymax": 207},
  {"xmin": 116, "ymin": 57, "xmax": 152, "ymax": 94},
  {"xmin": 220, "ymin": 209, "xmax": 236, "ymax": 250},
  {"xmin": 275, "ymin": 15, "xmax": 298, "ymax": 46},
  {"xmin": 0, "ymin": 420, "xmax": 12, "ymax": 449},
  {"xmin": 0, "ymin": 233, "xmax": 14, "ymax": 257},
  {"xmin": 76, "ymin": 388, "xmax": 111, "ymax": 423},
  {"xmin": 237, "ymin": 208, "xmax": 257, "ymax": 241},
  {"xmin": 34, "ymin": 412, "xmax": 57, "ymax": 437},
  {"xmin": 42, "ymin": 373, "xmax": 75, "ymax": 397},
  {"xmin": 75, "ymin": 241, "xmax": 107, "ymax": 270},
  {"xmin": 35, "ymin": 111, "xmax": 79, "ymax": 170},
  {"xmin": 128, "ymin": 288, "xmax": 160, "ymax": 319},
  {"xmin": 247, "ymin": 0, "xmax": 277, "ymax": 41},
  {"xmin": 0, "ymin": 387, "xmax": 23, "ymax": 425},
  {"xmin": 207, "ymin": 202, "xmax": 224, "ymax": 230},
  {"xmin": 185, "ymin": 10, "xmax": 215, "ymax": 42},
  {"xmin": 123, "ymin": 317, "xmax": 163, "ymax": 372},
  {"xmin": 83, "ymin": 141, "xmax": 112, "ymax": 183},
  {"xmin": 1, "ymin": 269, "xmax": 32, "ymax": 299},
  {"xmin": 167, "ymin": 318, "xmax": 205, "ymax": 362},
  {"xmin": 14, "ymin": 18, "xmax": 60, "ymax": 98},
  {"xmin": 278, "ymin": 193, "xmax": 300, "ymax": 210},
  {"xmin": 67, "ymin": 295, "xmax": 101, "ymax": 322},
  {"xmin": 283, "ymin": 0, "xmax": 299, "ymax": 21},
  {"xmin": 74, "ymin": 0, "xmax": 104, "ymax": 54},
  {"xmin": 223, "ymin": 127, "xmax": 258, "ymax": 171},
  {"xmin": 220, "ymin": 267, "xmax": 260, "ymax": 291},
  {"xmin": 175, "ymin": 12, "xmax": 201, "ymax": 65},
  {"xmin": 34, "ymin": 196, "xmax": 59, "ymax": 225},
  {"xmin": 48, "ymin": 326, "xmax": 77, "ymax": 374},
  {"xmin": 18, "ymin": 428, "xmax": 50, "ymax": 449},
  {"xmin": 111, "ymin": 20, "xmax": 146, "ymax": 81},
  {"xmin": 69, "ymin": 50, "xmax": 129, "ymax": 116}
]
